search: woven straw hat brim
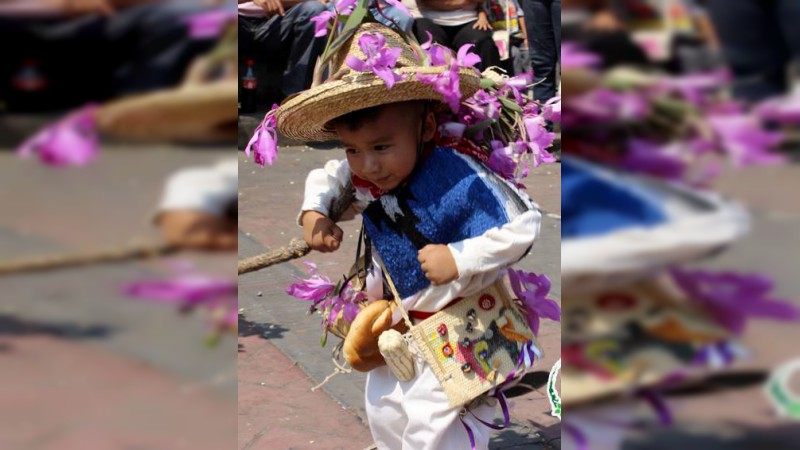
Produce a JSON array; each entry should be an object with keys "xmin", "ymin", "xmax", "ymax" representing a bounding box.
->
[{"xmin": 276, "ymin": 66, "xmax": 481, "ymax": 142}]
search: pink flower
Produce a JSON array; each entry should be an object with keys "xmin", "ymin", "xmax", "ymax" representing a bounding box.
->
[
  {"xmin": 420, "ymin": 32, "xmax": 449, "ymax": 66},
  {"xmin": 508, "ymin": 268, "xmax": 561, "ymax": 336},
  {"xmin": 523, "ymin": 115, "xmax": 556, "ymax": 166},
  {"xmin": 335, "ymin": 0, "xmax": 356, "ymax": 14},
  {"xmin": 487, "ymin": 140, "xmax": 518, "ymax": 180},
  {"xmin": 17, "ymin": 104, "xmax": 99, "ymax": 167},
  {"xmin": 655, "ymin": 69, "xmax": 731, "ymax": 106},
  {"xmin": 671, "ymin": 269, "xmax": 800, "ymax": 335},
  {"xmin": 754, "ymin": 93, "xmax": 800, "ymax": 123},
  {"xmin": 124, "ymin": 275, "xmax": 235, "ymax": 308},
  {"xmin": 543, "ymin": 96, "xmax": 561, "ymax": 122},
  {"xmin": 567, "ymin": 88, "xmax": 650, "ymax": 123},
  {"xmin": 465, "ymin": 89, "xmax": 501, "ymax": 120},
  {"xmin": 622, "ymin": 139, "xmax": 687, "ymax": 180},
  {"xmin": 246, "ymin": 104, "xmax": 280, "ymax": 167},
  {"xmin": 123, "ymin": 265, "xmax": 237, "ymax": 338},
  {"xmin": 311, "ymin": 10, "xmax": 336, "ymax": 37},
  {"xmin": 327, "ymin": 282, "xmax": 366, "ymax": 324},
  {"xmin": 707, "ymin": 114, "xmax": 785, "ymax": 167},
  {"xmin": 456, "ymin": 43, "xmax": 481, "ymax": 68},
  {"xmin": 499, "ymin": 72, "xmax": 532, "ymax": 103},
  {"xmin": 345, "ymin": 32, "xmax": 403, "ymax": 88},
  {"xmin": 418, "ymin": 59, "xmax": 462, "ymax": 111},
  {"xmin": 561, "ymin": 42, "xmax": 601, "ymax": 69},
  {"xmin": 183, "ymin": 9, "xmax": 237, "ymax": 39},
  {"xmin": 285, "ymin": 261, "xmax": 336, "ymax": 308}
]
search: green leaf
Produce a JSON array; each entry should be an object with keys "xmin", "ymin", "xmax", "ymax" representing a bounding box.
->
[
  {"xmin": 319, "ymin": 0, "xmax": 370, "ymax": 68},
  {"xmin": 498, "ymin": 95, "xmax": 523, "ymax": 113},
  {"xmin": 204, "ymin": 333, "xmax": 221, "ymax": 347},
  {"xmin": 464, "ymin": 119, "xmax": 495, "ymax": 138},
  {"xmin": 480, "ymin": 78, "xmax": 497, "ymax": 89},
  {"xmin": 320, "ymin": 330, "xmax": 328, "ymax": 348}
]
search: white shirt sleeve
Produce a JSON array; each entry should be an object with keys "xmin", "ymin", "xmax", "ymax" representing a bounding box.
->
[
  {"xmin": 297, "ymin": 159, "xmax": 371, "ymax": 226},
  {"xmin": 155, "ymin": 159, "xmax": 238, "ymax": 221},
  {"xmin": 398, "ymin": 206, "xmax": 541, "ymax": 315}
]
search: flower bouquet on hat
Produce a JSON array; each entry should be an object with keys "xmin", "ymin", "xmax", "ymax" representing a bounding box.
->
[{"xmin": 561, "ymin": 43, "xmax": 785, "ymax": 189}]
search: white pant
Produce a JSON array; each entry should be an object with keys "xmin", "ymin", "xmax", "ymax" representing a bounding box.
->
[{"xmin": 365, "ymin": 357, "xmax": 498, "ymax": 450}]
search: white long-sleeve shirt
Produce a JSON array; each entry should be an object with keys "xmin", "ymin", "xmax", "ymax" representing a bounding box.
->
[{"xmin": 299, "ymin": 157, "xmax": 541, "ymax": 318}]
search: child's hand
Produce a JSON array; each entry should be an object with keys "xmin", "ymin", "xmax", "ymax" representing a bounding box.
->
[
  {"xmin": 418, "ymin": 244, "xmax": 459, "ymax": 285},
  {"xmin": 158, "ymin": 210, "xmax": 236, "ymax": 251},
  {"xmin": 302, "ymin": 210, "xmax": 343, "ymax": 253},
  {"xmin": 474, "ymin": 11, "xmax": 492, "ymax": 31}
]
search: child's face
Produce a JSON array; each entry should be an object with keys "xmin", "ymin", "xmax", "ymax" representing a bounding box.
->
[{"xmin": 336, "ymin": 103, "xmax": 435, "ymax": 192}]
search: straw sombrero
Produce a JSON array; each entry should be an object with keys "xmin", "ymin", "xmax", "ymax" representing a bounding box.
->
[{"xmin": 276, "ymin": 23, "xmax": 482, "ymax": 142}]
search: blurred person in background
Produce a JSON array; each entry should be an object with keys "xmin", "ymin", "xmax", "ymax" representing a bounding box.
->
[
  {"xmin": 520, "ymin": 0, "xmax": 559, "ymax": 101},
  {"xmin": 707, "ymin": 0, "xmax": 800, "ymax": 102},
  {"xmin": 562, "ymin": 0, "xmax": 648, "ymax": 68},
  {"xmin": 0, "ymin": 0, "xmax": 220, "ymax": 112},
  {"xmin": 412, "ymin": 0, "xmax": 502, "ymax": 71},
  {"xmin": 237, "ymin": 0, "xmax": 327, "ymax": 101},
  {"xmin": 157, "ymin": 159, "xmax": 238, "ymax": 252}
]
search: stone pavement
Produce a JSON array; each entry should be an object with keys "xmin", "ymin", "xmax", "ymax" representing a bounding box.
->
[
  {"xmin": 237, "ymin": 144, "xmax": 562, "ymax": 450},
  {"xmin": 0, "ymin": 145, "xmax": 237, "ymax": 449}
]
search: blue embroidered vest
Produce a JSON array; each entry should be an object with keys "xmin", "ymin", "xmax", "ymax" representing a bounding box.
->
[{"xmin": 362, "ymin": 147, "xmax": 523, "ymax": 298}]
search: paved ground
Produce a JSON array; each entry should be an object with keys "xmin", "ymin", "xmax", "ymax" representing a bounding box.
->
[
  {"xmin": 237, "ymin": 141, "xmax": 563, "ymax": 450},
  {"xmin": 0, "ymin": 142, "xmax": 237, "ymax": 449}
]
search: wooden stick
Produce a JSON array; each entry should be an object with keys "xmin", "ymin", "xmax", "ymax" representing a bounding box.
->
[
  {"xmin": 238, "ymin": 182, "xmax": 355, "ymax": 275},
  {"xmin": 0, "ymin": 241, "xmax": 177, "ymax": 276}
]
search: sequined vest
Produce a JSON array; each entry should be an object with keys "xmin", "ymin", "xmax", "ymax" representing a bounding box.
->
[{"xmin": 362, "ymin": 147, "xmax": 526, "ymax": 298}]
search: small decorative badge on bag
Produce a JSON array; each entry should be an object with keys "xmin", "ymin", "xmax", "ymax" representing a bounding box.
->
[
  {"xmin": 766, "ymin": 358, "xmax": 800, "ymax": 420},
  {"xmin": 548, "ymin": 359, "xmax": 561, "ymax": 420}
]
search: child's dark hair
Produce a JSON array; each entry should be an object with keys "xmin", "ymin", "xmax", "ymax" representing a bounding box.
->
[{"xmin": 328, "ymin": 100, "xmax": 434, "ymax": 132}]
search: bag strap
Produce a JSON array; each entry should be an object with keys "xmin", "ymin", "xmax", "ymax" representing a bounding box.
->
[{"xmin": 377, "ymin": 257, "xmax": 414, "ymax": 330}]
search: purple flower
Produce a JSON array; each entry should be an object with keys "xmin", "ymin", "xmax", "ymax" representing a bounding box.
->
[
  {"xmin": 621, "ymin": 139, "xmax": 687, "ymax": 180},
  {"xmin": 335, "ymin": 0, "xmax": 356, "ymax": 14},
  {"xmin": 245, "ymin": 104, "xmax": 280, "ymax": 167},
  {"xmin": 311, "ymin": 10, "xmax": 336, "ymax": 37},
  {"xmin": 183, "ymin": 9, "xmax": 237, "ymax": 39},
  {"xmin": 123, "ymin": 265, "xmax": 237, "ymax": 338},
  {"xmin": 124, "ymin": 275, "xmax": 236, "ymax": 308},
  {"xmin": 17, "ymin": 104, "xmax": 99, "ymax": 167},
  {"xmin": 345, "ymin": 32, "xmax": 403, "ymax": 88},
  {"xmin": 671, "ymin": 269, "xmax": 800, "ymax": 335},
  {"xmin": 418, "ymin": 59, "xmax": 462, "ymax": 111},
  {"xmin": 499, "ymin": 72, "xmax": 533, "ymax": 103},
  {"xmin": 523, "ymin": 115, "xmax": 557, "ymax": 166},
  {"xmin": 707, "ymin": 114, "xmax": 785, "ymax": 168},
  {"xmin": 656, "ymin": 70, "xmax": 731, "ymax": 106},
  {"xmin": 508, "ymin": 268, "xmax": 561, "ymax": 336},
  {"xmin": 456, "ymin": 43, "xmax": 481, "ymax": 68},
  {"xmin": 543, "ymin": 96, "xmax": 561, "ymax": 122},
  {"xmin": 420, "ymin": 33, "xmax": 449, "ymax": 67},
  {"xmin": 488, "ymin": 140, "xmax": 517, "ymax": 180},
  {"xmin": 562, "ymin": 42, "xmax": 601, "ymax": 69},
  {"xmin": 755, "ymin": 94, "xmax": 800, "ymax": 124},
  {"xmin": 285, "ymin": 261, "xmax": 336, "ymax": 308},
  {"xmin": 567, "ymin": 88, "xmax": 650, "ymax": 123},
  {"xmin": 465, "ymin": 89, "xmax": 501, "ymax": 120},
  {"xmin": 327, "ymin": 282, "xmax": 366, "ymax": 324}
]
